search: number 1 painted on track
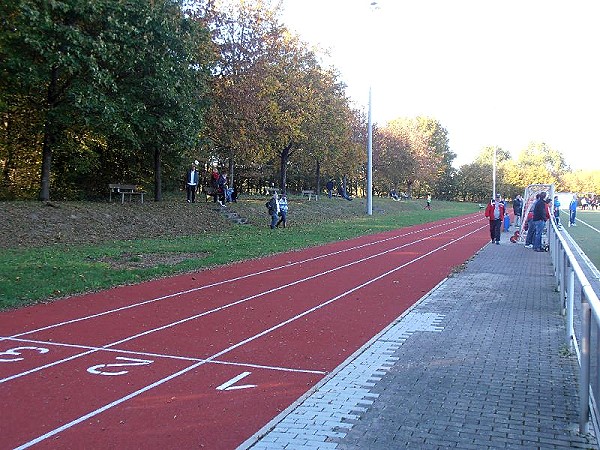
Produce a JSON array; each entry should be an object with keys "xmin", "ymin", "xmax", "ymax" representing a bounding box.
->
[{"xmin": 216, "ymin": 371, "xmax": 256, "ymax": 391}]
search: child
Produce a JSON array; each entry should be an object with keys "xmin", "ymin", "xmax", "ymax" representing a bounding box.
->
[
  {"xmin": 503, "ymin": 211, "xmax": 510, "ymax": 232},
  {"xmin": 553, "ymin": 195, "xmax": 561, "ymax": 229}
]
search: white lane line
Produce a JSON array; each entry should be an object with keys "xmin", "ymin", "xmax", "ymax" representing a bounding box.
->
[
  {"xmin": 2, "ymin": 336, "xmax": 327, "ymax": 375},
  {"xmin": 1, "ymin": 220, "xmax": 480, "ymax": 384},
  {"xmin": 562, "ymin": 227, "xmax": 600, "ymax": 281},
  {"xmin": 13, "ymin": 224, "xmax": 486, "ymax": 450},
  {"xmin": 576, "ymin": 216, "xmax": 600, "ymax": 234},
  {"xmin": 2, "ymin": 215, "xmax": 478, "ymax": 340}
]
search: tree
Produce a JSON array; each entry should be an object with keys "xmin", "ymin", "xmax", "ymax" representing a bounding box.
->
[
  {"xmin": 456, "ymin": 162, "xmax": 492, "ymax": 202},
  {"xmin": 1, "ymin": 0, "xmax": 212, "ymax": 200},
  {"xmin": 376, "ymin": 117, "xmax": 451, "ymax": 198}
]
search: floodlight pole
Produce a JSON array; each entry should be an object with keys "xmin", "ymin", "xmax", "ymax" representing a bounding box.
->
[
  {"xmin": 492, "ymin": 147, "xmax": 497, "ymax": 199},
  {"xmin": 367, "ymin": 86, "xmax": 373, "ymax": 215},
  {"xmin": 366, "ymin": 1, "xmax": 378, "ymax": 216}
]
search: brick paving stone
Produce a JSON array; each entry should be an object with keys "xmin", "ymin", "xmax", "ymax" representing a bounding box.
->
[{"xmin": 244, "ymin": 234, "xmax": 599, "ymax": 450}]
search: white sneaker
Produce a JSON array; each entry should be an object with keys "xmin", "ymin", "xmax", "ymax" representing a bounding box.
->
[{"xmin": 525, "ymin": 244, "xmax": 533, "ymax": 248}]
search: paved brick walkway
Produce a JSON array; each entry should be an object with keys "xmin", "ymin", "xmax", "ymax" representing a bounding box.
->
[{"xmin": 243, "ymin": 231, "xmax": 599, "ymax": 449}]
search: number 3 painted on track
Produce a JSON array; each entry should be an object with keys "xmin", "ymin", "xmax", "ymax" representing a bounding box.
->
[
  {"xmin": 0, "ymin": 346, "xmax": 50, "ymax": 362},
  {"xmin": 87, "ymin": 356, "xmax": 154, "ymax": 376}
]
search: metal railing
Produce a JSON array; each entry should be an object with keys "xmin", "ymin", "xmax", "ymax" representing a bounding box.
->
[{"xmin": 548, "ymin": 219, "xmax": 600, "ymax": 434}]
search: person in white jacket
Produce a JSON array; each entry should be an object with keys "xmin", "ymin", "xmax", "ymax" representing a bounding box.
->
[{"xmin": 276, "ymin": 194, "xmax": 288, "ymax": 228}]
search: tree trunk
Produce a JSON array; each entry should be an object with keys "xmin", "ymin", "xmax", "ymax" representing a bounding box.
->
[
  {"xmin": 315, "ymin": 158, "xmax": 321, "ymax": 195},
  {"xmin": 39, "ymin": 67, "xmax": 60, "ymax": 201},
  {"xmin": 228, "ymin": 148, "xmax": 234, "ymax": 188},
  {"xmin": 154, "ymin": 146, "xmax": 162, "ymax": 201},
  {"xmin": 279, "ymin": 142, "xmax": 293, "ymax": 195}
]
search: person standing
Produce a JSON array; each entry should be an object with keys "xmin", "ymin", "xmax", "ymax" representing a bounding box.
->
[
  {"xmin": 532, "ymin": 191, "xmax": 550, "ymax": 252},
  {"xmin": 553, "ymin": 195, "xmax": 561, "ymax": 229},
  {"xmin": 512, "ymin": 194, "xmax": 523, "ymax": 228},
  {"xmin": 185, "ymin": 162, "xmax": 199, "ymax": 203},
  {"xmin": 485, "ymin": 194, "xmax": 505, "ymax": 245},
  {"xmin": 326, "ymin": 179, "xmax": 334, "ymax": 198},
  {"xmin": 569, "ymin": 194, "xmax": 578, "ymax": 227},
  {"xmin": 424, "ymin": 194, "xmax": 432, "ymax": 210},
  {"xmin": 266, "ymin": 192, "xmax": 280, "ymax": 229},
  {"xmin": 217, "ymin": 171, "xmax": 227, "ymax": 206},
  {"xmin": 210, "ymin": 167, "xmax": 220, "ymax": 203},
  {"xmin": 276, "ymin": 194, "xmax": 288, "ymax": 228}
]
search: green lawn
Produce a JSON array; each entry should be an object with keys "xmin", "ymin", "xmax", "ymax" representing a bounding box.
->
[{"xmin": 560, "ymin": 209, "xmax": 600, "ymax": 271}]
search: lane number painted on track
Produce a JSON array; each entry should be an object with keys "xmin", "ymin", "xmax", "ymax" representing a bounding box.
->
[
  {"xmin": 0, "ymin": 346, "xmax": 50, "ymax": 362},
  {"xmin": 216, "ymin": 371, "xmax": 257, "ymax": 391},
  {"xmin": 87, "ymin": 356, "xmax": 154, "ymax": 376}
]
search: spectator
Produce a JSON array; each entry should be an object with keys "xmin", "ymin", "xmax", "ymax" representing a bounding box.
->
[
  {"xmin": 485, "ymin": 193, "xmax": 504, "ymax": 245},
  {"xmin": 532, "ymin": 192, "xmax": 550, "ymax": 252},
  {"xmin": 569, "ymin": 194, "xmax": 578, "ymax": 227},
  {"xmin": 185, "ymin": 161, "xmax": 199, "ymax": 203},
  {"xmin": 217, "ymin": 171, "xmax": 227, "ymax": 206},
  {"xmin": 210, "ymin": 168, "xmax": 220, "ymax": 203},
  {"xmin": 553, "ymin": 195, "xmax": 561, "ymax": 229},
  {"xmin": 424, "ymin": 194, "xmax": 432, "ymax": 210},
  {"xmin": 276, "ymin": 194, "xmax": 288, "ymax": 228},
  {"xmin": 326, "ymin": 179, "xmax": 334, "ymax": 198},
  {"xmin": 524, "ymin": 207, "xmax": 535, "ymax": 248},
  {"xmin": 337, "ymin": 184, "xmax": 352, "ymax": 201},
  {"xmin": 266, "ymin": 192, "xmax": 280, "ymax": 229},
  {"xmin": 512, "ymin": 194, "xmax": 523, "ymax": 228},
  {"xmin": 390, "ymin": 189, "xmax": 400, "ymax": 201},
  {"xmin": 503, "ymin": 207, "xmax": 511, "ymax": 232}
]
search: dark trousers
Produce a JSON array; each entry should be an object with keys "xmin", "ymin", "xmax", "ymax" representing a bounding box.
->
[
  {"xmin": 276, "ymin": 211, "xmax": 287, "ymax": 227},
  {"xmin": 186, "ymin": 184, "xmax": 197, "ymax": 202},
  {"xmin": 525, "ymin": 219, "xmax": 535, "ymax": 245},
  {"xmin": 489, "ymin": 219, "xmax": 501, "ymax": 242}
]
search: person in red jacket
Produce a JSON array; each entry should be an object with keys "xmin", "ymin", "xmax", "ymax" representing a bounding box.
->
[{"xmin": 484, "ymin": 194, "xmax": 505, "ymax": 245}]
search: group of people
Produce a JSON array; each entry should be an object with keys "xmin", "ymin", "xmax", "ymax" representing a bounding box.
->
[
  {"xmin": 325, "ymin": 179, "xmax": 353, "ymax": 201},
  {"xmin": 266, "ymin": 191, "xmax": 288, "ymax": 229},
  {"xmin": 579, "ymin": 195, "xmax": 598, "ymax": 210},
  {"xmin": 185, "ymin": 162, "xmax": 236, "ymax": 205},
  {"xmin": 485, "ymin": 192, "xmax": 551, "ymax": 251},
  {"xmin": 487, "ymin": 191, "xmax": 586, "ymax": 251}
]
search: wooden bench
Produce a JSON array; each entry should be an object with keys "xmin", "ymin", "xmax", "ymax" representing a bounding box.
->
[
  {"xmin": 301, "ymin": 189, "xmax": 317, "ymax": 201},
  {"xmin": 109, "ymin": 184, "xmax": 145, "ymax": 204}
]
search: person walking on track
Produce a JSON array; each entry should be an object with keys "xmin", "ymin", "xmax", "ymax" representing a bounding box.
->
[{"xmin": 485, "ymin": 194, "xmax": 505, "ymax": 245}]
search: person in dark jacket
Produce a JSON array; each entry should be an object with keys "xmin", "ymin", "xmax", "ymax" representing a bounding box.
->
[
  {"xmin": 185, "ymin": 162, "xmax": 199, "ymax": 203},
  {"xmin": 532, "ymin": 192, "xmax": 550, "ymax": 252},
  {"xmin": 512, "ymin": 194, "xmax": 523, "ymax": 227}
]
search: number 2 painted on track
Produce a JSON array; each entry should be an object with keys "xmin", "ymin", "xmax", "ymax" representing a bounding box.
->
[
  {"xmin": 87, "ymin": 356, "xmax": 154, "ymax": 376},
  {"xmin": 0, "ymin": 346, "xmax": 50, "ymax": 362}
]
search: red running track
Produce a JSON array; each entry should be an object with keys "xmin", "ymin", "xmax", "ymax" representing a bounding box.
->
[{"xmin": 0, "ymin": 213, "xmax": 489, "ymax": 449}]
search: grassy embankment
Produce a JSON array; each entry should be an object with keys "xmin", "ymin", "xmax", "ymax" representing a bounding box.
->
[{"xmin": 0, "ymin": 196, "xmax": 480, "ymax": 310}]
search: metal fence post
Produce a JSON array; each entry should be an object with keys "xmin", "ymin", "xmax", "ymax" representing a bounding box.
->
[{"xmin": 580, "ymin": 294, "xmax": 591, "ymax": 434}]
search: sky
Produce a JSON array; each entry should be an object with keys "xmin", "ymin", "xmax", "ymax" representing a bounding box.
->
[{"xmin": 280, "ymin": 0, "xmax": 600, "ymax": 170}]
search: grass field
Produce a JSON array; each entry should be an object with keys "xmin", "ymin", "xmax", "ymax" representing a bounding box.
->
[
  {"xmin": 560, "ymin": 209, "xmax": 600, "ymax": 271},
  {"xmin": 0, "ymin": 197, "xmax": 479, "ymax": 310}
]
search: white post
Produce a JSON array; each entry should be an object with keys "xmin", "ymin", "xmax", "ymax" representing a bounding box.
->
[
  {"xmin": 367, "ymin": 86, "xmax": 373, "ymax": 216},
  {"xmin": 492, "ymin": 147, "xmax": 497, "ymax": 199},
  {"xmin": 366, "ymin": 1, "xmax": 378, "ymax": 216}
]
